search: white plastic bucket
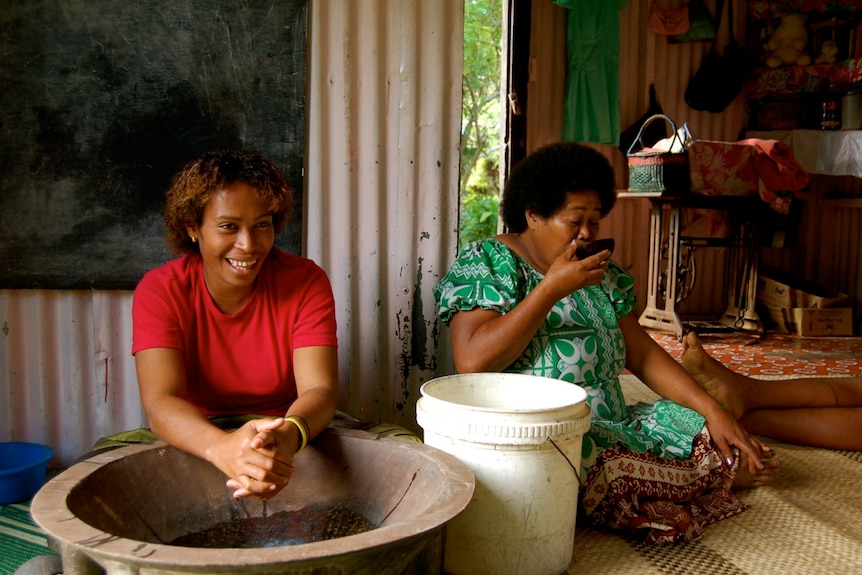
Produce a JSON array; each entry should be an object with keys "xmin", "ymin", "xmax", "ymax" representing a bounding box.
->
[{"xmin": 416, "ymin": 373, "xmax": 591, "ymax": 575}]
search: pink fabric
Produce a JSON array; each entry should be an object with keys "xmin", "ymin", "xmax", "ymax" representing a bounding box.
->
[
  {"xmin": 689, "ymin": 138, "xmax": 809, "ymax": 214},
  {"xmin": 132, "ymin": 248, "xmax": 337, "ymax": 417},
  {"xmin": 739, "ymin": 138, "xmax": 811, "ymax": 193}
]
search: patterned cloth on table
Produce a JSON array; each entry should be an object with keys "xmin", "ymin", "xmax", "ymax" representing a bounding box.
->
[
  {"xmin": 433, "ymin": 239, "xmax": 749, "ymax": 544},
  {"xmin": 689, "ymin": 139, "xmax": 809, "ymax": 214}
]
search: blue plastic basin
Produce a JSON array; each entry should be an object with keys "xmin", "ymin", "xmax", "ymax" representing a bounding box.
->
[{"xmin": 0, "ymin": 442, "xmax": 54, "ymax": 505}]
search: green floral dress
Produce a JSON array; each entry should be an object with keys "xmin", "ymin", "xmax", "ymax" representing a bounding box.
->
[{"xmin": 434, "ymin": 239, "xmax": 748, "ymax": 544}]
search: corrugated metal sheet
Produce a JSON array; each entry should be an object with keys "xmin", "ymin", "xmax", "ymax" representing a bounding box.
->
[
  {"xmin": 760, "ymin": 174, "xmax": 862, "ymax": 328},
  {"xmin": 822, "ymin": 201, "xmax": 862, "ymax": 320},
  {"xmin": 0, "ymin": 290, "xmax": 144, "ymax": 465},
  {"xmin": 305, "ymin": 0, "xmax": 463, "ymax": 432},
  {"xmin": 807, "ymin": 178, "xmax": 862, "ymax": 315}
]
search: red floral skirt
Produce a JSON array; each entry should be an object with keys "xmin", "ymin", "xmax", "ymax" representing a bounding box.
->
[{"xmin": 580, "ymin": 430, "xmax": 749, "ymax": 544}]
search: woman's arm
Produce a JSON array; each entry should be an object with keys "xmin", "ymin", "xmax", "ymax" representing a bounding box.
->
[
  {"xmin": 226, "ymin": 345, "xmax": 339, "ymax": 498},
  {"xmin": 284, "ymin": 345, "xmax": 339, "ymax": 440},
  {"xmin": 450, "ymin": 245, "xmax": 609, "ymax": 373},
  {"xmin": 136, "ymin": 347, "xmax": 229, "ymax": 456},
  {"xmin": 449, "ymin": 281, "xmax": 562, "ymax": 373},
  {"xmin": 619, "ymin": 314, "xmax": 765, "ymax": 471},
  {"xmin": 136, "ymin": 347, "xmax": 295, "ymax": 498}
]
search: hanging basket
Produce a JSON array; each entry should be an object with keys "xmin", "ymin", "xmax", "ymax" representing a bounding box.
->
[{"xmin": 626, "ymin": 114, "xmax": 690, "ymax": 195}]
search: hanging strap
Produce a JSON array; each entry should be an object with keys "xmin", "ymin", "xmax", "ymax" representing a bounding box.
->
[
  {"xmin": 645, "ymin": 16, "xmax": 657, "ymax": 102},
  {"xmin": 727, "ymin": 0, "xmax": 735, "ymax": 43},
  {"xmin": 714, "ymin": 0, "xmax": 739, "ymax": 53},
  {"xmin": 714, "ymin": 0, "xmax": 725, "ymax": 37}
]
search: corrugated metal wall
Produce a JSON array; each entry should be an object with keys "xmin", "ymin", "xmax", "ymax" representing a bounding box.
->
[
  {"xmin": 0, "ymin": 290, "xmax": 144, "ymax": 465},
  {"xmin": 0, "ymin": 0, "xmax": 463, "ymax": 466},
  {"xmin": 821, "ymin": 201, "xmax": 862, "ymax": 325},
  {"xmin": 528, "ymin": 0, "xmax": 861, "ymax": 326},
  {"xmin": 305, "ymin": 0, "xmax": 462, "ymax": 430},
  {"xmin": 824, "ymin": 202, "xmax": 862, "ymax": 326},
  {"xmin": 528, "ymin": 0, "xmax": 750, "ymax": 318},
  {"xmin": 761, "ymin": 174, "xmax": 862, "ymax": 327}
]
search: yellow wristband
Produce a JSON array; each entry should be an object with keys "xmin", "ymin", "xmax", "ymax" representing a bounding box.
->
[
  {"xmin": 283, "ymin": 416, "xmax": 309, "ymax": 452},
  {"xmin": 704, "ymin": 405, "xmax": 728, "ymax": 419}
]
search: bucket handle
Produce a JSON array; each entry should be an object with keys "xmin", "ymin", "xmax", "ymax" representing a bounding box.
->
[{"xmin": 548, "ymin": 437, "xmax": 582, "ymax": 487}]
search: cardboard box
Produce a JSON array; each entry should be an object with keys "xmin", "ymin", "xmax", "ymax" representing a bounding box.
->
[
  {"xmin": 758, "ymin": 270, "xmax": 854, "ymax": 336},
  {"xmin": 756, "ymin": 270, "xmax": 850, "ymax": 310},
  {"xmin": 763, "ymin": 306, "xmax": 854, "ymax": 337}
]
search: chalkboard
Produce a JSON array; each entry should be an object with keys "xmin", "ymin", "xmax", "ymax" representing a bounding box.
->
[{"xmin": 0, "ymin": 0, "xmax": 306, "ymax": 289}]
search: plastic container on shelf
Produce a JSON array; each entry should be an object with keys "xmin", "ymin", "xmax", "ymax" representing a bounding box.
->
[
  {"xmin": 841, "ymin": 91, "xmax": 862, "ymax": 130},
  {"xmin": 820, "ymin": 98, "xmax": 842, "ymax": 130}
]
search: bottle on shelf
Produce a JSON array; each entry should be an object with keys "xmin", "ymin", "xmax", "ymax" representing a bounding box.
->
[{"xmin": 820, "ymin": 97, "xmax": 841, "ymax": 130}]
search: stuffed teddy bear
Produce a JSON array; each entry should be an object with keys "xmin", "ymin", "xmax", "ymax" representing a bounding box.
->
[
  {"xmin": 815, "ymin": 39, "xmax": 838, "ymax": 64},
  {"xmin": 765, "ymin": 14, "xmax": 812, "ymax": 68}
]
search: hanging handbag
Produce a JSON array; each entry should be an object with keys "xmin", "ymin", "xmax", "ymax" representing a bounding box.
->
[
  {"xmin": 648, "ymin": 0, "xmax": 690, "ymax": 36},
  {"xmin": 670, "ymin": 0, "xmax": 718, "ymax": 43},
  {"xmin": 684, "ymin": 0, "xmax": 747, "ymax": 113},
  {"xmin": 626, "ymin": 114, "xmax": 690, "ymax": 195}
]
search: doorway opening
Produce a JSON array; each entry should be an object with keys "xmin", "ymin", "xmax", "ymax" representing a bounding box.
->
[
  {"xmin": 459, "ymin": 0, "xmax": 503, "ymax": 250},
  {"xmin": 459, "ymin": 0, "xmax": 531, "ymax": 249}
]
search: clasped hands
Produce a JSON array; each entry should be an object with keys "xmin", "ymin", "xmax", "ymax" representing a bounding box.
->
[{"xmin": 218, "ymin": 418, "xmax": 299, "ymax": 499}]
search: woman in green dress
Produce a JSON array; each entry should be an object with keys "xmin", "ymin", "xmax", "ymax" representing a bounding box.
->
[{"xmin": 433, "ymin": 141, "xmax": 778, "ymax": 544}]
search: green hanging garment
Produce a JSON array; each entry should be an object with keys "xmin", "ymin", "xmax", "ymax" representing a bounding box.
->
[{"xmin": 553, "ymin": 0, "xmax": 629, "ymax": 145}]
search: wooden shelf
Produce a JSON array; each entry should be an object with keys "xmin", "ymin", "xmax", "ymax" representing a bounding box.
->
[{"xmin": 617, "ymin": 191, "xmax": 680, "ymax": 199}]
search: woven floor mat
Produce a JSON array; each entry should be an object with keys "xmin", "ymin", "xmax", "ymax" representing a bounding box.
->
[
  {"xmin": 568, "ymin": 375, "xmax": 862, "ymax": 575},
  {"xmin": 0, "ymin": 502, "xmax": 54, "ymax": 575}
]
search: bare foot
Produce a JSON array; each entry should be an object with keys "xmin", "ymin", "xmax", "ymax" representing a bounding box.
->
[
  {"xmin": 681, "ymin": 332, "xmax": 751, "ymax": 419},
  {"xmin": 732, "ymin": 450, "xmax": 780, "ymax": 490}
]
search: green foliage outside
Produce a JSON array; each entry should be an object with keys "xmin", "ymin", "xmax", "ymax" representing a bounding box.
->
[
  {"xmin": 459, "ymin": 0, "xmax": 502, "ymax": 251},
  {"xmin": 460, "ymin": 157, "xmax": 500, "ymax": 251}
]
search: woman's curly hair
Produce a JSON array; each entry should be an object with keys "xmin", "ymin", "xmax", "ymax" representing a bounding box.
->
[
  {"xmin": 500, "ymin": 142, "xmax": 617, "ymax": 233},
  {"xmin": 163, "ymin": 149, "xmax": 293, "ymax": 254}
]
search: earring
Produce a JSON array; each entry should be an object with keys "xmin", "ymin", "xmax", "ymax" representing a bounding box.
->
[{"xmin": 191, "ymin": 236, "xmax": 197, "ymax": 243}]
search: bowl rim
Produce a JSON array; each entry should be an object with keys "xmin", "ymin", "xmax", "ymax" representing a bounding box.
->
[
  {"xmin": 30, "ymin": 429, "xmax": 475, "ymax": 567},
  {"xmin": 419, "ymin": 372, "xmax": 589, "ymax": 412}
]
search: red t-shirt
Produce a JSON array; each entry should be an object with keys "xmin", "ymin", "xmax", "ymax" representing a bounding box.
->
[{"xmin": 132, "ymin": 248, "xmax": 338, "ymax": 417}]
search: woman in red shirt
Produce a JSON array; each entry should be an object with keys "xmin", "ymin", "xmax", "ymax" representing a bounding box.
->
[{"xmin": 133, "ymin": 149, "xmax": 338, "ymax": 499}]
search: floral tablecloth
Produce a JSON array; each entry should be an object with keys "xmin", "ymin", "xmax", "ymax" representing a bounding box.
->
[{"xmin": 689, "ymin": 139, "xmax": 810, "ymax": 213}]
